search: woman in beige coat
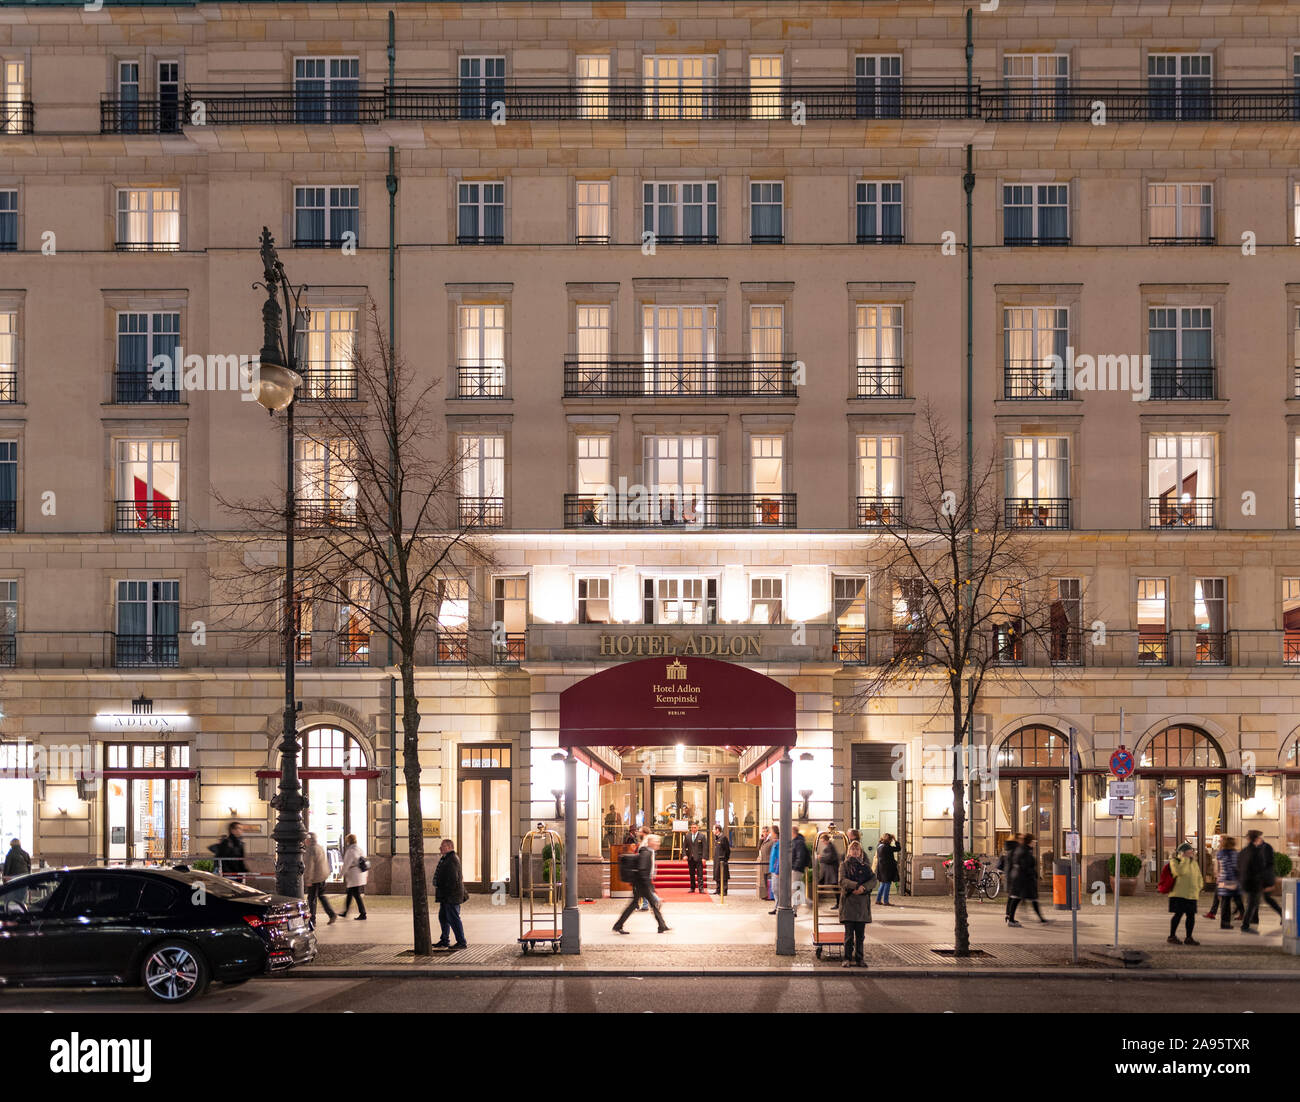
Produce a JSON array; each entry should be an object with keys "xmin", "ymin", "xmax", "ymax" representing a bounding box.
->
[{"xmin": 303, "ymin": 832, "xmax": 337, "ymax": 926}]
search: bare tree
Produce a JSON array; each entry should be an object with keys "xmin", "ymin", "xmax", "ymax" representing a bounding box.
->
[
  {"xmin": 212, "ymin": 299, "xmax": 492, "ymax": 955},
  {"xmin": 843, "ymin": 403, "xmax": 1071, "ymax": 956}
]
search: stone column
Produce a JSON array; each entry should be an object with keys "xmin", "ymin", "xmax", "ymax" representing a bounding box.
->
[
  {"xmin": 561, "ymin": 748, "xmax": 581, "ymax": 954},
  {"xmin": 776, "ymin": 748, "xmax": 795, "ymax": 955}
]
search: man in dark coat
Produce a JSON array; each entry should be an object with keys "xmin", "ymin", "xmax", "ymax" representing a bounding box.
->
[
  {"xmin": 208, "ymin": 822, "xmax": 247, "ymax": 877},
  {"xmin": 875, "ymin": 833, "xmax": 902, "ymax": 905},
  {"xmin": 789, "ymin": 828, "xmax": 812, "ymax": 914},
  {"xmin": 711, "ymin": 823, "xmax": 731, "ymax": 895},
  {"xmin": 433, "ymin": 837, "xmax": 468, "ymax": 949},
  {"xmin": 2, "ymin": 838, "xmax": 30, "ymax": 881},
  {"xmin": 1006, "ymin": 833, "xmax": 1046, "ymax": 926},
  {"xmin": 817, "ymin": 833, "xmax": 841, "ymax": 910},
  {"xmin": 683, "ymin": 820, "xmax": 707, "ymax": 893},
  {"xmin": 1239, "ymin": 830, "xmax": 1280, "ymax": 932},
  {"xmin": 613, "ymin": 835, "xmax": 669, "ymax": 933}
]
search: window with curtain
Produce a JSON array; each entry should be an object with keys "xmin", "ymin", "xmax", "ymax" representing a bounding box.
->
[
  {"xmin": 1001, "ymin": 54, "xmax": 1069, "ymax": 120},
  {"xmin": 116, "ymin": 439, "xmax": 180, "ymax": 531},
  {"xmin": 1002, "ymin": 184, "xmax": 1069, "ymax": 245},
  {"xmin": 1283, "ymin": 578, "xmax": 1300, "ymax": 663},
  {"xmin": 642, "ymin": 55, "xmax": 718, "ymax": 120},
  {"xmin": 576, "ymin": 305, "xmax": 611, "ymax": 364},
  {"xmin": 642, "ymin": 305, "xmax": 718, "ymax": 393},
  {"xmin": 293, "ymin": 186, "xmax": 359, "ymax": 247},
  {"xmin": 457, "ymin": 305, "xmax": 505, "ymax": 397},
  {"xmin": 1148, "ymin": 183, "xmax": 1213, "ymax": 242},
  {"xmin": 336, "ymin": 578, "xmax": 371, "ymax": 665},
  {"xmin": 855, "ymin": 55, "xmax": 902, "ymax": 119},
  {"xmin": 749, "ymin": 56, "xmax": 782, "ymax": 119},
  {"xmin": 0, "ymin": 189, "xmax": 15, "ymax": 250},
  {"xmin": 458, "ymin": 56, "xmax": 506, "ymax": 119},
  {"xmin": 644, "ymin": 577, "xmax": 718, "ymax": 625},
  {"xmin": 1148, "ymin": 307, "xmax": 1213, "ymax": 398},
  {"xmin": 116, "ymin": 311, "xmax": 180, "ymax": 403},
  {"xmin": 750, "ymin": 181, "xmax": 783, "ymax": 242},
  {"xmin": 0, "ymin": 440, "xmax": 14, "ymax": 532},
  {"xmin": 856, "ymin": 304, "xmax": 904, "ymax": 396},
  {"xmin": 115, "ymin": 580, "xmax": 180, "ymax": 665},
  {"xmin": 576, "ymin": 180, "xmax": 611, "ymax": 242},
  {"xmin": 834, "ymin": 577, "xmax": 869, "ymax": 629},
  {"xmin": 576, "ymin": 55, "xmax": 610, "ymax": 119},
  {"xmin": 302, "ymin": 308, "xmax": 357, "ymax": 398},
  {"xmin": 1194, "ymin": 578, "xmax": 1226, "ymax": 663},
  {"xmin": 858, "ymin": 436, "xmax": 903, "ymax": 507},
  {"xmin": 0, "ymin": 311, "xmax": 16, "ymax": 403},
  {"xmin": 457, "ymin": 182, "xmax": 505, "ymax": 243},
  {"xmin": 1, "ymin": 60, "xmax": 25, "ymax": 133},
  {"xmin": 749, "ymin": 577, "xmax": 783, "ymax": 624},
  {"xmin": 295, "ymin": 437, "xmax": 359, "ymax": 524},
  {"xmin": 1147, "ymin": 54, "xmax": 1212, "ymax": 120},
  {"xmin": 294, "ymin": 57, "xmax": 360, "ymax": 123},
  {"xmin": 856, "ymin": 181, "xmax": 903, "ymax": 243},
  {"xmin": 750, "ymin": 436, "xmax": 784, "ymax": 497},
  {"xmin": 578, "ymin": 577, "xmax": 611, "ymax": 624},
  {"xmin": 116, "ymin": 189, "xmax": 180, "ymax": 250},
  {"xmin": 1004, "ymin": 436, "xmax": 1069, "ymax": 527},
  {"xmin": 0, "ymin": 579, "xmax": 16, "ymax": 651},
  {"xmin": 1148, "ymin": 434, "xmax": 1215, "ymax": 527},
  {"xmin": 643, "ymin": 181, "xmax": 718, "ymax": 242},
  {"xmin": 457, "ymin": 435, "xmax": 505, "ymax": 527},
  {"xmin": 1003, "ymin": 306, "xmax": 1068, "ymax": 398}
]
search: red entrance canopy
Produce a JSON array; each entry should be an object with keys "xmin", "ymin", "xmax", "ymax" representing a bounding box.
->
[{"xmin": 559, "ymin": 655, "xmax": 796, "ymax": 749}]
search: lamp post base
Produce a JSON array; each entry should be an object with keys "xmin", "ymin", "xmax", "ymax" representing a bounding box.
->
[
  {"xmin": 775, "ymin": 906, "xmax": 796, "ymax": 955},
  {"xmin": 561, "ymin": 906, "xmax": 581, "ymax": 954}
]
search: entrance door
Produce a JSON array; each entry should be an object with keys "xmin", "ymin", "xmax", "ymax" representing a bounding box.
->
[
  {"xmin": 457, "ymin": 745, "xmax": 512, "ymax": 892},
  {"xmin": 649, "ymin": 776, "xmax": 708, "ymax": 834},
  {"xmin": 853, "ymin": 780, "xmax": 902, "ymax": 853},
  {"xmin": 0, "ymin": 777, "xmax": 33, "ymax": 852},
  {"xmin": 304, "ymin": 777, "xmax": 368, "ymax": 877},
  {"xmin": 1143, "ymin": 777, "xmax": 1216, "ymax": 885}
]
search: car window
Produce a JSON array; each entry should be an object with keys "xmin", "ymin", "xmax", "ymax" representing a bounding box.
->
[
  {"xmin": 0, "ymin": 874, "xmax": 62, "ymax": 915},
  {"xmin": 139, "ymin": 879, "xmax": 179, "ymax": 914},
  {"xmin": 60, "ymin": 876, "xmax": 144, "ymax": 917}
]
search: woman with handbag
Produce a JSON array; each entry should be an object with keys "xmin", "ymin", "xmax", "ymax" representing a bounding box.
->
[
  {"xmin": 340, "ymin": 833, "xmax": 369, "ymax": 920},
  {"xmin": 1210, "ymin": 835, "xmax": 1243, "ymax": 929}
]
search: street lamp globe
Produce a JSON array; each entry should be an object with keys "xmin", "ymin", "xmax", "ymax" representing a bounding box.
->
[{"xmin": 254, "ymin": 361, "xmax": 303, "ymax": 413}]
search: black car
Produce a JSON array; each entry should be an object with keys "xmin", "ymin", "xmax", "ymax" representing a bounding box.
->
[{"xmin": 0, "ymin": 866, "xmax": 316, "ymax": 1003}]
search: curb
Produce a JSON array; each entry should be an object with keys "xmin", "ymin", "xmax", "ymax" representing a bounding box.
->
[{"xmin": 293, "ymin": 966, "xmax": 1300, "ymax": 981}]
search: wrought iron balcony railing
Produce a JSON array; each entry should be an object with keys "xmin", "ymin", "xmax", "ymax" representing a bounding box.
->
[
  {"xmin": 114, "ymin": 634, "xmax": 179, "ymax": 668},
  {"xmin": 296, "ymin": 501, "xmax": 358, "ymax": 529},
  {"xmin": 385, "ymin": 81, "xmax": 978, "ymax": 122},
  {"xmin": 0, "ymin": 634, "xmax": 14, "ymax": 669},
  {"xmin": 456, "ymin": 361, "xmax": 507, "ymax": 399},
  {"xmin": 1004, "ymin": 498, "xmax": 1071, "ymax": 529},
  {"xmin": 1003, "ymin": 235, "xmax": 1071, "ymax": 247},
  {"xmin": 856, "ymin": 232, "xmax": 905, "ymax": 245},
  {"xmin": 115, "ymin": 369, "xmax": 182, "ymax": 404},
  {"xmin": 298, "ymin": 371, "xmax": 359, "ymax": 400},
  {"xmin": 1137, "ymin": 631, "xmax": 1170, "ymax": 666},
  {"xmin": 114, "ymin": 500, "xmax": 181, "ymax": 532},
  {"xmin": 1195, "ymin": 630, "xmax": 1228, "ymax": 666},
  {"xmin": 564, "ymin": 492, "xmax": 795, "ymax": 529},
  {"xmin": 0, "ymin": 102, "xmax": 34, "ymax": 134},
  {"xmin": 1149, "ymin": 496, "xmax": 1215, "ymax": 530},
  {"xmin": 455, "ymin": 233, "xmax": 505, "ymax": 245},
  {"xmin": 1148, "ymin": 234, "xmax": 1215, "ymax": 246},
  {"xmin": 983, "ymin": 84, "xmax": 1300, "ymax": 122},
  {"xmin": 336, "ymin": 630, "xmax": 371, "ymax": 666},
  {"xmin": 0, "ymin": 370, "xmax": 16, "ymax": 403},
  {"xmin": 0, "ymin": 500, "xmax": 13, "ymax": 533},
  {"xmin": 184, "ymin": 87, "xmax": 387, "ymax": 125},
  {"xmin": 1147, "ymin": 361, "xmax": 1216, "ymax": 400},
  {"xmin": 459, "ymin": 496, "xmax": 505, "ymax": 528},
  {"xmin": 563, "ymin": 358, "xmax": 797, "ymax": 398},
  {"xmin": 856, "ymin": 496, "xmax": 904, "ymax": 527},
  {"xmin": 1003, "ymin": 361, "xmax": 1071, "ymax": 400},
  {"xmin": 100, "ymin": 98, "xmax": 183, "ymax": 134},
  {"xmin": 855, "ymin": 363, "xmax": 905, "ymax": 398},
  {"xmin": 292, "ymin": 237, "xmax": 356, "ymax": 249},
  {"xmin": 114, "ymin": 240, "xmax": 180, "ymax": 253}
]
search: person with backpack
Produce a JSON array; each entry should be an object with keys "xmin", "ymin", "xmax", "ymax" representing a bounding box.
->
[
  {"xmin": 1258, "ymin": 832, "xmax": 1283, "ymax": 923},
  {"xmin": 838, "ymin": 839, "xmax": 875, "ymax": 968},
  {"xmin": 1165, "ymin": 842, "xmax": 1201, "ymax": 944},
  {"xmin": 613, "ymin": 834, "xmax": 669, "ymax": 934},
  {"xmin": 2, "ymin": 838, "xmax": 31, "ymax": 882},
  {"xmin": 1210, "ymin": 835, "xmax": 1242, "ymax": 930},
  {"xmin": 339, "ymin": 832, "xmax": 368, "ymax": 920},
  {"xmin": 207, "ymin": 821, "xmax": 247, "ymax": 878},
  {"xmin": 433, "ymin": 836, "xmax": 468, "ymax": 949}
]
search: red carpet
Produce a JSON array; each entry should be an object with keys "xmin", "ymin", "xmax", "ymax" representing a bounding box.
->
[{"xmin": 650, "ymin": 860, "xmax": 717, "ymax": 901}]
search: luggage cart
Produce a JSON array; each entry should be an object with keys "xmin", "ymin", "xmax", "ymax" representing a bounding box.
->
[
  {"xmin": 518, "ymin": 827, "xmax": 563, "ymax": 954},
  {"xmin": 812, "ymin": 829, "xmax": 849, "ymax": 961}
]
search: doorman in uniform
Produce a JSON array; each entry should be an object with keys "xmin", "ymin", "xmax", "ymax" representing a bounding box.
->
[{"xmin": 684, "ymin": 821, "xmax": 707, "ymax": 893}]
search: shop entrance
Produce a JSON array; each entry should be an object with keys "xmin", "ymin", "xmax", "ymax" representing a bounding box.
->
[
  {"xmin": 458, "ymin": 744, "xmax": 512, "ymax": 892},
  {"xmin": 1136, "ymin": 725, "xmax": 1227, "ymax": 886}
]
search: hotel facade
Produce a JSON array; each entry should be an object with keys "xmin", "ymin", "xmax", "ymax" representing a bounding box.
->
[{"xmin": 1, "ymin": 0, "xmax": 1300, "ymax": 897}]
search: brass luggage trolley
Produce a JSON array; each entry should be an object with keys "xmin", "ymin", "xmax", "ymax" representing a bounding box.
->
[
  {"xmin": 811, "ymin": 828, "xmax": 849, "ymax": 961},
  {"xmin": 518, "ymin": 827, "xmax": 563, "ymax": 954}
]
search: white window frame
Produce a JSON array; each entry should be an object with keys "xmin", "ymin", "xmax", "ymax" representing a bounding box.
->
[
  {"xmin": 576, "ymin": 575, "xmax": 612, "ymax": 625},
  {"xmin": 749, "ymin": 180, "xmax": 784, "ymax": 242},
  {"xmin": 115, "ymin": 188, "xmax": 180, "ymax": 250},
  {"xmin": 1001, "ymin": 183, "xmax": 1069, "ymax": 244},
  {"xmin": 855, "ymin": 180, "xmax": 903, "ymax": 243},
  {"xmin": 643, "ymin": 181, "xmax": 718, "ymax": 242},
  {"xmin": 457, "ymin": 181, "xmax": 505, "ymax": 243},
  {"xmin": 642, "ymin": 55, "xmax": 719, "ymax": 119},
  {"xmin": 576, "ymin": 55, "xmax": 610, "ymax": 119},
  {"xmin": 1147, "ymin": 182, "xmax": 1213, "ymax": 242},
  {"xmin": 576, "ymin": 180, "xmax": 611, "ymax": 242},
  {"xmin": 749, "ymin": 55, "xmax": 783, "ymax": 119},
  {"xmin": 748, "ymin": 576, "xmax": 784, "ymax": 624},
  {"xmin": 293, "ymin": 185, "xmax": 359, "ymax": 247}
]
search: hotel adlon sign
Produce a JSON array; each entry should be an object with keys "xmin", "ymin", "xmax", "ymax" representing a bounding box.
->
[{"xmin": 598, "ymin": 632, "xmax": 763, "ymax": 658}]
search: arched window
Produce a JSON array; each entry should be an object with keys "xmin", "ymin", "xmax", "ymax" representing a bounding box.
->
[
  {"xmin": 1138, "ymin": 725, "xmax": 1224, "ymax": 770},
  {"xmin": 299, "ymin": 725, "xmax": 367, "ymax": 771},
  {"xmin": 996, "ymin": 725, "xmax": 1067, "ymax": 770},
  {"xmin": 295, "ymin": 726, "xmax": 369, "ymax": 865},
  {"xmin": 1283, "ymin": 733, "xmax": 1299, "ymax": 769}
]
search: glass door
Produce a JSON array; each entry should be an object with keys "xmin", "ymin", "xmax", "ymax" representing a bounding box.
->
[
  {"xmin": 459, "ymin": 776, "xmax": 511, "ymax": 891},
  {"xmin": 649, "ymin": 776, "xmax": 708, "ymax": 835},
  {"xmin": 304, "ymin": 777, "xmax": 366, "ymax": 876},
  {"xmin": 854, "ymin": 779, "xmax": 901, "ymax": 853},
  {"xmin": 1144, "ymin": 777, "xmax": 1205, "ymax": 884},
  {"xmin": 0, "ymin": 778, "xmax": 32, "ymax": 852}
]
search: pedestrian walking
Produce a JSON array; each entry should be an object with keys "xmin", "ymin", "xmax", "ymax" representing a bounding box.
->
[
  {"xmin": 875, "ymin": 833, "xmax": 901, "ymax": 905},
  {"xmin": 433, "ymin": 837, "xmax": 468, "ymax": 949},
  {"xmin": 789, "ymin": 826, "xmax": 812, "ymax": 915},
  {"xmin": 613, "ymin": 834, "xmax": 670, "ymax": 934},
  {"xmin": 758, "ymin": 826, "xmax": 774, "ymax": 902},
  {"xmin": 711, "ymin": 823, "xmax": 731, "ymax": 895},
  {"xmin": 1210, "ymin": 835, "xmax": 1241, "ymax": 930},
  {"xmin": 767, "ymin": 825, "xmax": 781, "ymax": 913},
  {"xmin": 207, "ymin": 821, "xmax": 247, "ymax": 878},
  {"xmin": 684, "ymin": 820, "xmax": 707, "ymax": 893},
  {"xmin": 303, "ymin": 832, "xmax": 337, "ymax": 927},
  {"xmin": 339, "ymin": 832, "xmax": 368, "ymax": 920},
  {"xmin": 817, "ymin": 831, "xmax": 841, "ymax": 910},
  {"xmin": 996, "ymin": 836, "xmax": 1020, "ymax": 921},
  {"xmin": 636, "ymin": 825, "xmax": 656, "ymax": 911},
  {"xmin": 1006, "ymin": 833, "xmax": 1048, "ymax": 926},
  {"xmin": 1258, "ymin": 832, "xmax": 1284, "ymax": 922},
  {"xmin": 1239, "ymin": 829, "xmax": 1281, "ymax": 933},
  {"xmin": 838, "ymin": 840, "xmax": 875, "ymax": 968},
  {"xmin": 2, "ymin": 838, "xmax": 30, "ymax": 882},
  {"xmin": 1167, "ymin": 842, "xmax": 1202, "ymax": 945}
]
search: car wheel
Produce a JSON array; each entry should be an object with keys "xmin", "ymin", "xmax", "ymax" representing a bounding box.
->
[{"xmin": 142, "ymin": 940, "xmax": 210, "ymax": 1003}]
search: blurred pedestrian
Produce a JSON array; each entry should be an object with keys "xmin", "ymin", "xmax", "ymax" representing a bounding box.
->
[
  {"xmin": 1006, "ymin": 833, "xmax": 1047, "ymax": 926},
  {"xmin": 340, "ymin": 832, "xmax": 368, "ymax": 920},
  {"xmin": 875, "ymin": 833, "xmax": 901, "ymax": 905},
  {"xmin": 303, "ymin": 832, "xmax": 337, "ymax": 927},
  {"xmin": 613, "ymin": 834, "xmax": 669, "ymax": 934},
  {"xmin": 2, "ymin": 838, "xmax": 30, "ymax": 882}
]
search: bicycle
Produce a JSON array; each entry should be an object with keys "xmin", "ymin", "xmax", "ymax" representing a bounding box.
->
[{"xmin": 943, "ymin": 856, "xmax": 1002, "ymax": 902}]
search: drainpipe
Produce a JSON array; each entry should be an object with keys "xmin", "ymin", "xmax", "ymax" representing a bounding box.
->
[
  {"xmin": 963, "ymin": 10, "xmax": 976, "ymax": 853},
  {"xmin": 386, "ymin": 10, "xmax": 399, "ymax": 859}
]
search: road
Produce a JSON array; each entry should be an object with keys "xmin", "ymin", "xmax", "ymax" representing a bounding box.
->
[{"xmin": 2, "ymin": 974, "xmax": 1294, "ymax": 1014}]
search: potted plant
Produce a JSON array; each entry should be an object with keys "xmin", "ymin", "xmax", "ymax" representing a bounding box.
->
[
  {"xmin": 1275, "ymin": 852, "xmax": 1293, "ymax": 879},
  {"xmin": 1107, "ymin": 853, "xmax": 1142, "ymax": 896}
]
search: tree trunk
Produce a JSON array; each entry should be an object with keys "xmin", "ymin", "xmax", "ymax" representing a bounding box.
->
[
  {"xmin": 400, "ymin": 658, "xmax": 433, "ymax": 955},
  {"xmin": 951, "ymin": 674, "xmax": 971, "ymax": 956}
]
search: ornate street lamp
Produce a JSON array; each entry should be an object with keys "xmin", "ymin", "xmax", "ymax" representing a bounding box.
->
[
  {"xmin": 798, "ymin": 752, "xmax": 815, "ymax": 821},
  {"xmin": 253, "ymin": 226, "xmax": 309, "ymax": 898}
]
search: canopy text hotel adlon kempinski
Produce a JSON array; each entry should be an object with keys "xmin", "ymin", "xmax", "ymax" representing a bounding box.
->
[{"xmin": 1, "ymin": 0, "xmax": 1300, "ymax": 898}]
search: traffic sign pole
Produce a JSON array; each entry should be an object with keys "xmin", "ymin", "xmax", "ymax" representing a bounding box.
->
[{"xmin": 1113, "ymin": 709, "xmax": 1124, "ymax": 947}]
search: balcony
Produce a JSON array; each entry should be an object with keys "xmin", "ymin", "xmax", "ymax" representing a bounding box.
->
[
  {"xmin": 459, "ymin": 497, "xmax": 505, "ymax": 528},
  {"xmin": 183, "ymin": 86, "xmax": 386, "ymax": 125},
  {"xmin": 1147, "ymin": 235, "xmax": 1215, "ymax": 247},
  {"xmin": 100, "ymin": 98, "xmax": 183, "ymax": 134},
  {"xmin": 0, "ymin": 102, "xmax": 34, "ymax": 135},
  {"xmin": 292, "ymin": 236, "xmax": 356, "ymax": 249},
  {"xmin": 856, "ymin": 496, "xmax": 904, "ymax": 527},
  {"xmin": 1149, "ymin": 496, "xmax": 1215, "ymax": 530},
  {"xmin": 296, "ymin": 502, "xmax": 358, "ymax": 529},
  {"xmin": 455, "ymin": 234, "xmax": 505, "ymax": 246},
  {"xmin": 1138, "ymin": 631, "xmax": 1170, "ymax": 666},
  {"xmin": 992, "ymin": 627, "xmax": 1025, "ymax": 666},
  {"xmin": 114, "ymin": 500, "xmax": 181, "ymax": 533},
  {"xmin": 563, "ymin": 492, "xmax": 795, "ymax": 529},
  {"xmin": 0, "ymin": 500, "xmax": 13, "ymax": 532},
  {"xmin": 428, "ymin": 629, "xmax": 524, "ymax": 666},
  {"xmin": 1285, "ymin": 631, "xmax": 1300, "ymax": 665},
  {"xmin": 1003, "ymin": 235, "xmax": 1071, "ymax": 247},
  {"xmin": 114, "ymin": 240, "xmax": 180, "ymax": 253},
  {"xmin": 563, "ymin": 359, "xmax": 796, "ymax": 398},
  {"xmin": 113, "ymin": 634, "xmax": 179, "ymax": 668},
  {"xmin": 1004, "ymin": 498, "xmax": 1071, "ymax": 530},
  {"xmin": 0, "ymin": 370, "xmax": 15, "ymax": 403},
  {"xmin": 0, "ymin": 634, "xmax": 13, "ymax": 668},
  {"xmin": 298, "ymin": 371, "xmax": 359, "ymax": 401},
  {"xmin": 456, "ymin": 361, "xmax": 507, "ymax": 399},
  {"xmin": 855, "ymin": 363, "xmax": 905, "ymax": 399},
  {"xmin": 856, "ymin": 232, "xmax": 905, "ymax": 245},
  {"xmin": 982, "ymin": 84, "xmax": 1300, "ymax": 122},
  {"xmin": 1195, "ymin": 631, "xmax": 1228, "ymax": 666},
  {"xmin": 386, "ymin": 80, "xmax": 977, "ymax": 121},
  {"xmin": 1147, "ymin": 362, "xmax": 1216, "ymax": 400},
  {"xmin": 1003, "ymin": 361, "xmax": 1071, "ymax": 400},
  {"xmin": 750, "ymin": 233, "xmax": 784, "ymax": 245},
  {"xmin": 336, "ymin": 631, "xmax": 370, "ymax": 666},
  {"xmin": 115, "ymin": 369, "xmax": 182, "ymax": 405}
]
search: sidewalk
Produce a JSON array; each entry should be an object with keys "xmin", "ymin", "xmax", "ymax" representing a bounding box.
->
[{"xmin": 297, "ymin": 891, "xmax": 1300, "ymax": 978}]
